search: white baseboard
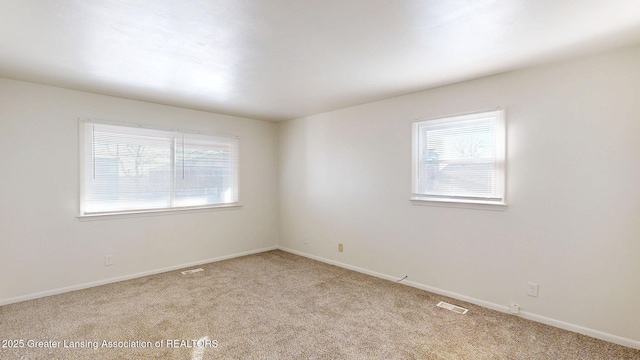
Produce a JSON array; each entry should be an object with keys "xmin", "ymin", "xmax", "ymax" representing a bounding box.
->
[
  {"xmin": 277, "ymin": 246, "xmax": 640, "ymax": 350},
  {"xmin": 516, "ymin": 310, "xmax": 640, "ymax": 350},
  {"xmin": 3, "ymin": 245, "xmax": 638, "ymax": 350},
  {"xmin": 0, "ymin": 246, "xmax": 277, "ymax": 307}
]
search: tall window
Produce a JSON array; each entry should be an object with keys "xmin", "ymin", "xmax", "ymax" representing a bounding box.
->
[
  {"xmin": 412, "ymin": 109, "xmax": 506, "ymax": 206},
  {"xmin": 80, "ymin": 120, "xmax": 239, "ymax": 216}
]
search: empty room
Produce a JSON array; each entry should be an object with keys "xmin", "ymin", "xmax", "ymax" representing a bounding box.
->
[{"xmin": 1, "ymin": 1, "xmax": 639, "ymax": 359}]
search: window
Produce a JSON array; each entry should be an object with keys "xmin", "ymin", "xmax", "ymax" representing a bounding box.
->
[
  {"xmin": 80, "ymin": 120, "xmax": 239, "ymax": 216},
  {"xmin": 412, "ymin": 109, "xmax": 506, "ymax": 206}
]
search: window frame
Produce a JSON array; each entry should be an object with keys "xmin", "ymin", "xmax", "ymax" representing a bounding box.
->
[
  {"xmin": 411, "ymin": 108, "xmax": 507, "ymax": 210},
  {"xmin": 78, "ymin": 118, "xmax": 241, "ymax": 219}
]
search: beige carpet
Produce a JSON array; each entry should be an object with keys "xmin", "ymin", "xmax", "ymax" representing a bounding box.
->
[{"xmin": 1, "ymin": 250, "xmax": 638, "ymax": 359}]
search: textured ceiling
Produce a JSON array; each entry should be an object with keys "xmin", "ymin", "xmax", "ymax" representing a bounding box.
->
[{"xmin": 1, "ymin": 0, "xmax": 640, "ymax": 121}]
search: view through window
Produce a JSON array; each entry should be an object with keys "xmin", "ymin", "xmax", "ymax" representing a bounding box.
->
[
  {"xmin": 80, "ymin": 121, "xmax": 239, "ymax": 215},
  {"xmin": 412, "ymin": 109, "xmax": 505, "ymax": 205}
]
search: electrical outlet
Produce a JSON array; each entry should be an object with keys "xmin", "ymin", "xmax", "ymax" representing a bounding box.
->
[
  {"xmin": 105, "ymin": 255, "xmax": 113, "ymax": 266},
  {"xmin": 338, "ymin": 243, "xmax": 343, "ymax": 252},
  {"xmin": 527, "ymin": 282, "xmax": 539, "ymax": 297},
  {"xmin": 510, "ymin": 304, "xmax": 520, "ymax": 314}
]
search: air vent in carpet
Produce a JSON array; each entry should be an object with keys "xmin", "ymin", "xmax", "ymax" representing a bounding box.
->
[
  {"xmin": 181, "ymin": 268, "xmax": 204, "ymax": 275},
  {"xmin": 436, "ymin": 301, "xmax": 468, "ymax": 314}
]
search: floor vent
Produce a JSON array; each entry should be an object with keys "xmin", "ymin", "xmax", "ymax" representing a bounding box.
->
[
  {"xmin": 437, "ymin": 301, "xmax": 468, "ymax": 314},
  {"xmin": 181, "ymin": 268, "xmax": 204, "ymax": 275}
]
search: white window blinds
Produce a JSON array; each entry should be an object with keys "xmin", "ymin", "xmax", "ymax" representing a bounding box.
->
[
  {"xmin": 412, "ymin": 109, "xmax": 505, "ymax": 204},
  {"xmin": 81, "ymin": 121, "xmax": 239, "ymax": 215}
]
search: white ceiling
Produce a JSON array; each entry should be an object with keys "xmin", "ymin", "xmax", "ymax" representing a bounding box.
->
[{"xmin": 1, "ymin": 1, "xmax": 640, "ymax": 121}]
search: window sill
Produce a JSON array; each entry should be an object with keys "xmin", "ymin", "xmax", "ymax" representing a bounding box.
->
[
  {"xmin": 78, "ymin": 203, "xmax": 242, "ymax": 221},
  {"xmin": 410, "ymin": 197, "xmax": 507, "ymax": 211}
]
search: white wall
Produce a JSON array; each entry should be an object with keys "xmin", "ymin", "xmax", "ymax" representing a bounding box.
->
[
  {"xmin": 279, "ymin": 45, "xmax": 640, "ymax": 346},
  {"xmin": 0, "ymin": 79, "xmax": 279, "ymax": 303},
  {"xmin": 2, "ymin": 45, "xmax": 639, "ymax": 348}
]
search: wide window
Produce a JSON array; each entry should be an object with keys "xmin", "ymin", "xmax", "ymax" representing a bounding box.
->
[
  {"xmin": 412, "ymin": 109, "xmax": 506, "ymax": 206},
  {"xmin": 80, "ymin": 120, "xmax": 239, "ymax": 216}
]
